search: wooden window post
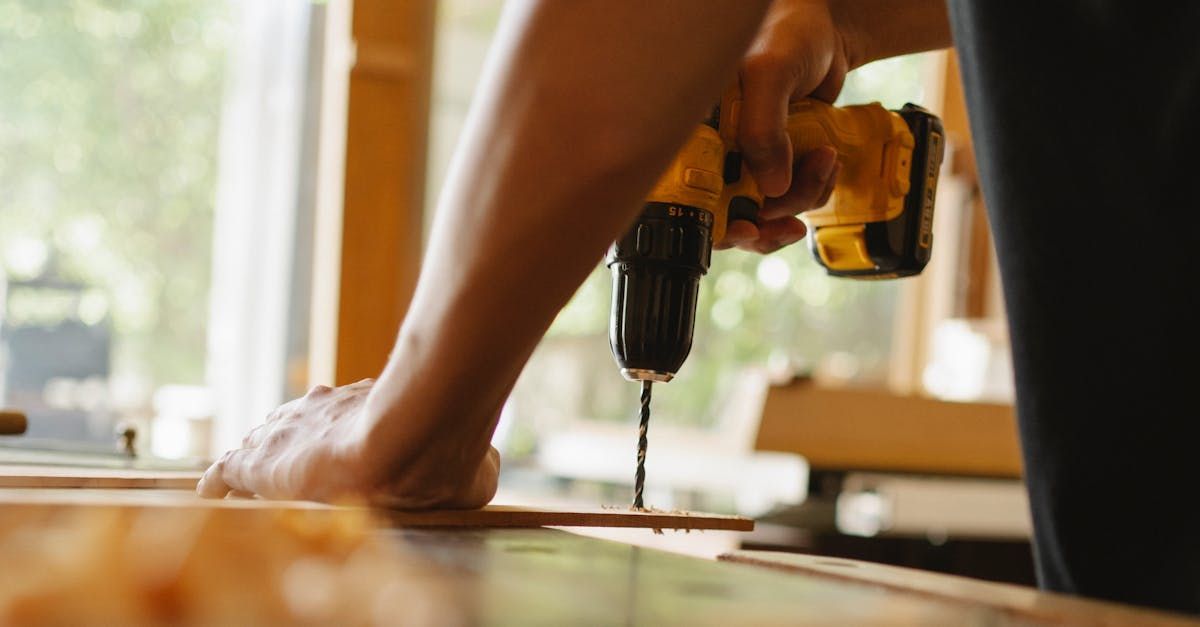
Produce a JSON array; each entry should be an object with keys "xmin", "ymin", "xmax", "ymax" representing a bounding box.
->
[{"xmin": 310, "ymin": 0, "xmax": 436, "ymax": 386}]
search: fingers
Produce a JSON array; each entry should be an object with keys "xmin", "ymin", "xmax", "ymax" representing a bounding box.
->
[
  {"xmin": 196, "ymin": 448, "xmax": 256, "ymax": 499},
  {"xmin": 717, "ymin": 147, "xmax": 835, "ymax": 256},
  {"xmin": 738, "ymin": 53, "xmax": 795, "ymax": 198},
  {"xmin": 241, "ymin": 422, "xmax": 270, "ymax": 449},
  {"xmin": 715, "ymin": 219, "xmax": 760, "ymax": 250},
  {"xmin": 738, "ymin": 3, "xmax": 844, "ymax": 199},
  {"xmin": 761, "ymin": 146, "xmax": 839, "ymax": 220},
  {"xmin": 734, "ymin": 217, "xmax": 807, "ymax": 254},
  {"xmin": 813, "ymin": 161, "xmax": 840, "ymax": 208},
  {"xmin": 808, "ymin": 56, "xmax": 848, "ymax": 104}
]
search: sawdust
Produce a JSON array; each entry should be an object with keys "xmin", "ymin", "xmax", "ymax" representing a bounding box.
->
[
  {"xmin": 596, "ymin": 505, "xmax": 712, "ymax": 533},
  {"xmin": 626, "ymin": 506, "xmax": 698, "ymax": 534}
]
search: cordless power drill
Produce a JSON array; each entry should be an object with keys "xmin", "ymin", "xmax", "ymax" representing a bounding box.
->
[{"xmin": 607, "ymin": 87, "xmax": 944, "ymax": 508}]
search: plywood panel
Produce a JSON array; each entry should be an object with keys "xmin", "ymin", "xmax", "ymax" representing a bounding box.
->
[
  {"xmin": 0, "ymin": 466, "xmax": 202, "ymax": 489},
  {"xmin": 0, "ymin": 488, "xmax": 751, "ymax": 531},
  {"xmin": 380, "ymin": 504, "xmax": 753, "ymax": 531}
]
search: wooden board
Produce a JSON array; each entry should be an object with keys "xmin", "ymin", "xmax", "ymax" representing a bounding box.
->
[
  {"xmin": 721, "ymin": 550, "xmax": 1200, "ymax": 627},
  {"xmin": 1, "ymin": 497, "xmax": 1188, "ymax": 624},
  {"xmin": 0, "ymin": 410, "xmax": 26, "ymax": 435},
  {"xmin": 756, "ymin": 380, "xmax": 1022, "ymax": 477},
  {"xmin": 380, "ymin": 504, "xmax": 753, "ymax": 531},
  {"xmin": 0, "ymin": 465, "xmax": 202, "ymax": 489},
  {"xmin": 0, "ymin": 488, "xmax": 752, "ymax": 531}
]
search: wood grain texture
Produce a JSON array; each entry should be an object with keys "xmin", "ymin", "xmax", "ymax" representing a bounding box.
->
[
  {"xmin": 0, "ymin": 488, "xmax": 751, "ymax": 530},
  {"xmin": 721, "ymin": 550, "xmax": 1200, "ymax": 627},
  {"xmin": 0, "ymin": 497, "xmax": 1179, "ymax": 624},
  {"xmin": 0, "ymin": 466, "xmax": 202, "ymax": 489}
]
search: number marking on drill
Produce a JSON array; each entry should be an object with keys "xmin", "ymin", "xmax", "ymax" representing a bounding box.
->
[
  {"xmin": 667, "ymin": 205, "xmax": 713, "ymax": 226},
  {"xmin": 918, "ymin": 132, "xmax": 943, "ymax": 249}
]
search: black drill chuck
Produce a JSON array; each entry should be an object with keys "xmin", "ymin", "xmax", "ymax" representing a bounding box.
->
[{"xmin": 607, "ymin": 202, "xmax": 713, "ymax": 382}]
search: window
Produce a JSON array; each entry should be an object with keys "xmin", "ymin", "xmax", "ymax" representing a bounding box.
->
[
  {"xmin": 0, "ymin": 1, "xmax": 324, "ymax": 461},
  {"xmin": 0, "ymin": 2, "xmax": 231, "ymax": 451}
]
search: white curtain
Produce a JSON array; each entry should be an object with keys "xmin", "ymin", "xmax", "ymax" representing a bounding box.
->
[{"xmin": 206, "ymin": 1, "xmax": 314, "ymax": 454}]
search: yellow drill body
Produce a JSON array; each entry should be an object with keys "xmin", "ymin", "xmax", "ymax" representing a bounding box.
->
[
  {"xmin": 609, "ymin": 90, "xmax": 944, "ymax": 508},
  {"xmin": 648, "ymin": 88, "xmax": 941, "ymax": 275},
  {"xmin": 607, "ymin": 88, "xmax": 944, "ymax": 384}
]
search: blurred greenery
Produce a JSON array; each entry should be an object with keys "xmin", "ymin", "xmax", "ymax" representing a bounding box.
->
[{"xmin": 0, "ymin": 1, "xmax": 230, "ymax": 388}]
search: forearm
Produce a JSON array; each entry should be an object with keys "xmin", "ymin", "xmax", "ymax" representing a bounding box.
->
[
  {"xmin": 358, "ymin": 1, "xmax": 772, "ymax": 484},
  {"xmin": 832, "ymin": 0, "xmax": 952, "ymax": 68}
]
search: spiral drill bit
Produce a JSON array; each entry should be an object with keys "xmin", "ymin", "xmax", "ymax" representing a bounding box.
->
[{"xmin": 632, "ymin": 380, "xmax": 653, "ymax": 510}]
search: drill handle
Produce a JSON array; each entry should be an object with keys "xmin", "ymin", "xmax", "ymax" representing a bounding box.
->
[
  {"xmin": 717, "ymin": 98, "xmax": 915, "ymax": 239},
  {"xmin": 783, "ymin": 99, "xmax": 915, "ymax": 227}
]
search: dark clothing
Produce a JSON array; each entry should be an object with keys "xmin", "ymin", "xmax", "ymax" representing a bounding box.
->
[{"xmin": 947, "ymin": 1, "xmax": 1200, "ymax": 614}]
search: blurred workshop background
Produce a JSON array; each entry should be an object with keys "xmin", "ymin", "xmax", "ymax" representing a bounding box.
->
[{"xmin": 0, "ymin": 0, "xmax": 1028, "ymax": 583}]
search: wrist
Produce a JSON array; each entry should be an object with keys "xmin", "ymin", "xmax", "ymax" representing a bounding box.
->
[
  {"xmin": 351, "ymin": 330, "xmax": 501, "ymax": 491},
  {"xmin": 827, "ymin": 0, "xmax": 872, "ymax": 70},
  {"xmin": 826, "ymin": 0, "xmax": 953, "ymax": 69}
]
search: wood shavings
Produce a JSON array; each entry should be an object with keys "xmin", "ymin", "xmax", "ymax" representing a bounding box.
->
[{"xmin": 626, "ymin": 506, "xmax": 700, "ymax": 533}]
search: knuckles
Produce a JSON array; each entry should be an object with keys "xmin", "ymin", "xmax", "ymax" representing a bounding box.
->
[
  {"xmin": 741, "ymin": 50, "xmax": 793, "ymax": 83},
  {"xmin": 739, "ymin": 124, "xmax": 789, "ymax": 158},
  {"xmin": 262, "ymin": 428, "xmax": 290, "ymax": 450},
  {"xmin": 305, "ymin": 384, "xmax": 333, "ymax": 398}
]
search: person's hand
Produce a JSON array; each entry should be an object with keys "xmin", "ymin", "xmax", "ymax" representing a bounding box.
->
[
  {"xmin": 719, "ymin": 0, "xmax": 854, "ymax": 254},
  {"xmin": 197, "ymin": 379, "xmax": 501, "ymax": 509}
]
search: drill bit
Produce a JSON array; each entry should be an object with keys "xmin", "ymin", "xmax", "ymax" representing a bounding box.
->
[{"xmin": 632, "ymin": 380, "xmax": 652, "ymax": 510}]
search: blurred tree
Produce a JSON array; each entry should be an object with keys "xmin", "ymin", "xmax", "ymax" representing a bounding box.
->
[{"xmin": 0, "ymin": 1, "xmax": 230, "ymax": 391}]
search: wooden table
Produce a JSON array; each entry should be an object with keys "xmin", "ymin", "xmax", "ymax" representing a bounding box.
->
[
  {"xmin": 1, "ymin": 487, "xmax": 1196, "ymax": 625},
  {"xmin": 380, "ymin": 528, "xmax": 1198, "ymax": 626}
]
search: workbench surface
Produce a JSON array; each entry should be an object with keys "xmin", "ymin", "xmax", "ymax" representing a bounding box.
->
[
  {"xmin": 382, "ymin": 527, "xmax": 1197, "ymax": 626},
  {"xmin": 386, "ymin": 527, "xmax": 976, "ymax": 626},
  {"xmin": 1, "ymin": 487, "xmax": 1197, "ymax": 626}
]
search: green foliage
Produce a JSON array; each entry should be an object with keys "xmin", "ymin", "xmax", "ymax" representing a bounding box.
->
[{"xmin": 0, "ymin": 1, "xmax": 230, "ymax": 386}]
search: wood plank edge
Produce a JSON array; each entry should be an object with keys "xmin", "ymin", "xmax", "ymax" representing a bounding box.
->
[
  {"xmin": 718, "ymin": 552, "xmax": 1200, "ymax": 627},
  {"xmin": 381, "ymin": 510, "xmax": 754, "ymax": 531}
]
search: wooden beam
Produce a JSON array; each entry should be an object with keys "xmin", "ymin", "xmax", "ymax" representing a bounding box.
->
[
  {"xmin": 755, "ymin": 380, "xmax": 1022, "ymax": 478},
  {"xmin": 310, "ymin": 0, "xmax": 436, "ymax": 386},
  {"xmin": 337, "ymin": 0, "xmax": 435, "ymax": 384}
]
